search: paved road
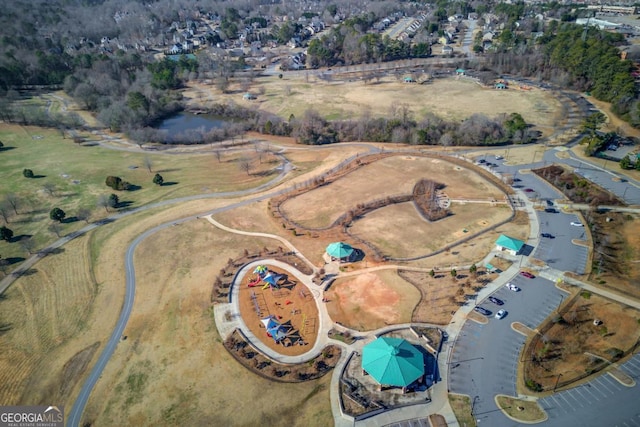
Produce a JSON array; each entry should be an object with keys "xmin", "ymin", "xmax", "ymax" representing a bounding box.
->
[{"xmin": 448, "ymin": 274, "xmax": 570, "ymax": 427}]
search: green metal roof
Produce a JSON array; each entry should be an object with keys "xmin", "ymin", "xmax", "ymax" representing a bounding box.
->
[
  {"xmin": 361, "ymin": 337, "xmax": 424, "ymax": 387},
  {"xmin": 326, "ymin": 242, "xmax": 354, "ymax": 258},
  {"xmin": 495, "ymin": 234, "xmax": 524, "ymax": 251}
]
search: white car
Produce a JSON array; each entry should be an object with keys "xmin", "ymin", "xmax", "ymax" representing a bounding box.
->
[
  {"xmin": 570, "ymin": 221, "xmax": 584, "ymax": 227},
  {"xmin": 495, "ymin": 155, "xmax": 504, "ymax": 160},
  {"xmin": 495, "ymin": 309, "xmax": 507, "ymax": 319},
  {"xmin": 506, "ymin": 283, "xmax": 520, "ymax": 292}
]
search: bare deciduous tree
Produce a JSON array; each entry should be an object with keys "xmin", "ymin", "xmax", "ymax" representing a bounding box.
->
[
  {"xmin": 5, "ymin": 194, "xmax": 20, "ymax": 215},
  {"xmin": 239, "ymin": 158, "xmax": 251, "ymax": 175},
  {"xmin": 143, "ymin": 157, "xmax": 153, "ymax": 173}
]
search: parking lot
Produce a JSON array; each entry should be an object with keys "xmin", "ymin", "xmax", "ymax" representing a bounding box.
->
[
  {"xmin": 448, "ymin": 274, "xmax": 569, "ymax": 427},
  {"xmin": 534, "ymin": 209, "xmax": 589, "ymax": 274},
  {"xmin": 538, "ymin": 353, "xmax": 640, "ymax": 427}
]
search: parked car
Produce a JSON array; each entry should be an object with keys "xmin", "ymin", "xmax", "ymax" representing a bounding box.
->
[
  {"xmin": 495, "ymin": 309, "xmax": 507, "ymax": 319},
  {"xmin": 495, "ymin": 155, "xmax": 504, "ymax": 160},
  {"xmin": 570, "ymin": 221, "xmax": 584, "ymax": 227},
  {"xmin": 546, "ymin": 200, "xmax": 554, "ymax": 206},
  {"xmin": 541, "ymin": 233, "xmax": 555, "ymax": 239},
  {"xmin": 477, "ymin": 159, "xmax": 486, "ymax": 164},
  {"xmin": 474, "ymin": 306, "xmax": 491, "ymax": 316},
  {"xmin": 544, "ymin": 208, "xmax": 557, "ymax": 213},
  {"xmin": 506, "ymin": 283, "xmax": 520, "ymax": 292},
  {"xmin": 520, "ymin": 271, "xmax": 535, "ymax": 279},
  {"xmin": 524, "ymin": 188, "xmax": 534, "ymax": 193},
  {"xmin": 488, "ymin": 296, "xmax": 504, "ymax": 306}
]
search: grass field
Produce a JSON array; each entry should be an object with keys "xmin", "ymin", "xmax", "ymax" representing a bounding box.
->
[
  {"xmin": 352, "ymin": 202, "xmax": 512, "ymax": 258},
  {"xmin": 0, "ymin": 124, "xmax": 279, "ymax": 261},
  {"xmin": 186, "ymin": 75, "xmax": 563, "ymax": 137},
  {"xmin": 282, "ymin": 155, "xmax": 505, "ymax": 229},
  {"xmin": 449, "ymin": 394, "xmax": 476, "ymax": 427}
]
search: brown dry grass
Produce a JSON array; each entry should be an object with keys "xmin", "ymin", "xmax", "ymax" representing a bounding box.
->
[
  {"xmin": 495, "ymin": 395, "xmax": 546, "ymax": 422},
  {"xmin": 186, "ymin": 76, "xmax": 562, "ymax": 137},
  {"xmin": 325, "ymin": 270, "xmax": 420, "ymax": 331},
  {"xmin": 83, "ymin": 215, "xmax": 332, "ymax": 426},
  {"xmin": 351, "ymin": 203, "xmax": 512, "ymax": 258},
  {"xmin": 449, "ymin": 394, "xmax": 476, "ymax": 427},
  {"xmin": 282, "ymin": 156, "xmax": 505, "ymax": 229}
]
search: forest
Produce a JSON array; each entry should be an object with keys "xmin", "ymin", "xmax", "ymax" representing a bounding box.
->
[{"xmin": 0, "ymin": 0, "xmax": 638, "ymax": 144}]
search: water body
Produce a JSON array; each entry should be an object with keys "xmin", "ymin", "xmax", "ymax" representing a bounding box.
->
[{"xmin": 156, "ymin": 111, "xmax": 231, "ymax": 138}]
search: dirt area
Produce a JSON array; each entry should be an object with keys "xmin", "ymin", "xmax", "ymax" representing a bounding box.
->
[
  {"xmin": 523, "ymin": 291, "xmax": 640, "ymax": 392},
  {"xmin": 399, "ymin": 269, "xmax": 497, "ymax": 325},
  {"xmin": 237, "ymin": 265, "xmax": 319, "ymax": 355},
  {"xmin": 185, "ymin": 76, "xmax": 563, "ymax": 138},
  {"xmin": 588, "ymin": 212, "xmax": 640, "ymax": 298},
  {"xmin": 325, "ymin": 270, "xmax": 419, "ymax": 331},
  {"xmin": 429, "ymin": 414, "xmax": 448, "ymax": 427}
]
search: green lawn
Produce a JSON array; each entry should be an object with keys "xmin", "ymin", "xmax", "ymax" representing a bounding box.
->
[{"xmin": 0, "ymin": 124, "xmax": 279, "ymax": 261}]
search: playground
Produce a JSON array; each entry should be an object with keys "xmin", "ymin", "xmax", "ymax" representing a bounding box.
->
[{"xmin": 237, "ymin": 264, "xmax": 320, "ymax": 356}]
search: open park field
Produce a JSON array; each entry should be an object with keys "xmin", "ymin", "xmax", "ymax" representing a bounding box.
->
[
  {"xmin": 0, "ymin": 63, "xmax": 572, "ymax": 426},
  {"xmin": 186, "ymin": 75, "xmax": 563, "ymax": 138},
  {"xmin": 281, "ymin": 155, "xmax": 505, "ymax": 229}
]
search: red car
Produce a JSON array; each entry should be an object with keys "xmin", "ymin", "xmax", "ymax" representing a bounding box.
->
[{"xmin": 520, "ymin": 271, "xmax": 535, "ymax": 279}]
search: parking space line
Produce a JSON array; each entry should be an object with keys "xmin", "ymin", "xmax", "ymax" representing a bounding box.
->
[
  {"xmin": 577, "ymin": 385, "xmax": 600, "ymax": 401},
  {"xmin": 594, "ymin": 377, "xmax": 616, "ymax": 395},
  {"xmin": 561, "ymin": 390, "xmax": 585, "ymax": 407},
  {"xmin": 549, "ymin": 395, "xmax": 570, "ymax": 414},
  {"xmin": 601, "ymin": 374, "xmax": 622, "ymax": 391}
]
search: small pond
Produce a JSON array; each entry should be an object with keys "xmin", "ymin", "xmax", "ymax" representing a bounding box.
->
[{"xmin": 156, "ymin": 111, "xmax": 233, "ymax": 138}]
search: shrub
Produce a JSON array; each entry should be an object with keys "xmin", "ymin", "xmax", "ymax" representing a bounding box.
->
[
  {"xmin": 525, "ymin": 378, "xmax": 543, "ymax": 392},
  {"xmin": 22, "ymin": 169, "xmax": 34, "ymax": 178},
  {"xmin": 105, "ymin": 175, "xmax": 131, "ymax": 191},
  {"xmin": 580, "ymin": 291, "xmax": 592, "ymax": 299}
]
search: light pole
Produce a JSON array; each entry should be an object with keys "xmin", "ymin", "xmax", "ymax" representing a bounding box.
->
[{"xmin": 553, "ymin": 373, "xmax": 563, "ymax": 392}]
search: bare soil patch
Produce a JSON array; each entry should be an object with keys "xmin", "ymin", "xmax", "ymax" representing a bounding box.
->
[
  {"xmin": 325, "ymin": 271, "xmax": 419, "ymax": 331},
  {"xmin": 430, "ymin": 414, "xmax": 448, "ymax": 427},
  {"xmin": 237, "ymin": 265, "xmax": 319, "ymax": 355},
  {"xmin": 523, "ymin": 292, "xmax": 640, "ymax": 392}
]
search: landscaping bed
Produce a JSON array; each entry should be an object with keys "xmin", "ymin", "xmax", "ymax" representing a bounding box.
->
[
  {"xmin": 224, "ymin": 329, "xmax": 340, "ymax": 383},
  {"xmin": 532, "ymin": 164, "xmax": 624, "ymax": 205},
  {"xmin": 522, "ymin": 291, "xmax": 640, "ymax": 392}
]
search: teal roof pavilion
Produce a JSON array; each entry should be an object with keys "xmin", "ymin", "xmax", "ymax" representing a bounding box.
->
[
  {"xmin": 495, "ymin": 234, "xmax": 524, "ymax": 252},
  {"xmin": 361, "ymin": 337, "xmax": 424, "ymax": 387},
  {"xmin": 326, "ymin": 242, "xmax": 354, "ymax": 259}
]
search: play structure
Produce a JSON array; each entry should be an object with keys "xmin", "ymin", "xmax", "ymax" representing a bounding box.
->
[
  {"xmin": 260, "ymin": 315, "xmax": 305, "ymax": 346},
  {"xmin": 248, "ymin": 265, "xmax": 285, "ymax": 289}
]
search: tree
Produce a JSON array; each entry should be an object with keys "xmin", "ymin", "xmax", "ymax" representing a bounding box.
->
[
  {"xmin": 213, "ymin": 150, "xmax": 222, "ymax": 162},
  {"xmin": 429, "ymin": 269, "xmax": 435, "ymax": 278},
  {"xmin": 450, "ymin": 268, "xmax": 457, "ymax": 279},
  {"xmin": 239, "ymin": 158, "xmax": 251, "ymax": 175},
  {"xmin": 0, "ymin": 226, "xmax": 13, "ymax": 241},
  {"xmin": 23, "ymin": 169, "xmax": 34, "ymax": 178},
  {"xmin": 49, "ymin": 207, "xmax": 66, "ymax": 222},
  {"xmin": 97, "ymin": 195, "xmax": 110, "ymax": 212},
  {"xmin": 42, "ymin": 183, "xmax": 56, "ymax": 197},
  {"xmin": 0, "ymin": 141, "xmax": 3, "ymax": 149},
  {"xmin": 143, "ymin": 157, "xmax": 153, "ymax": 173},
  {"xmin": 108, "ymin": 194, "xmax": 119, "ymax": 209},
  {"xmin": 469, "ymin": 264, "xmax": 478, "ymax": 276},
  {"xmin": 620, "ymin": 155, "xmax": 632, "ymax": 170},
  {"xmin": 48, "ymin": 223, "xmax": 62, "ymax": 237},
  {"xmin": 5, "ymin": 194, "xmax": 20, "ymax": 215},
  {"xmin": 153, "ymin": 173, "xmax": 164, "ymax": 186},
  {"xmin": 76, "ymin": 208, "xmax": 91, "ymax": 224},
  {"xmin": 19, "ymin": 237, "xmax": 36, "ymax": 255},
  {"xmin": 105, "ymin": 176, "xmax": 131, "ymax": 191},
  {"xmin": 0, "ymin": 203, "xmax": 11, "ymax": 224}
]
